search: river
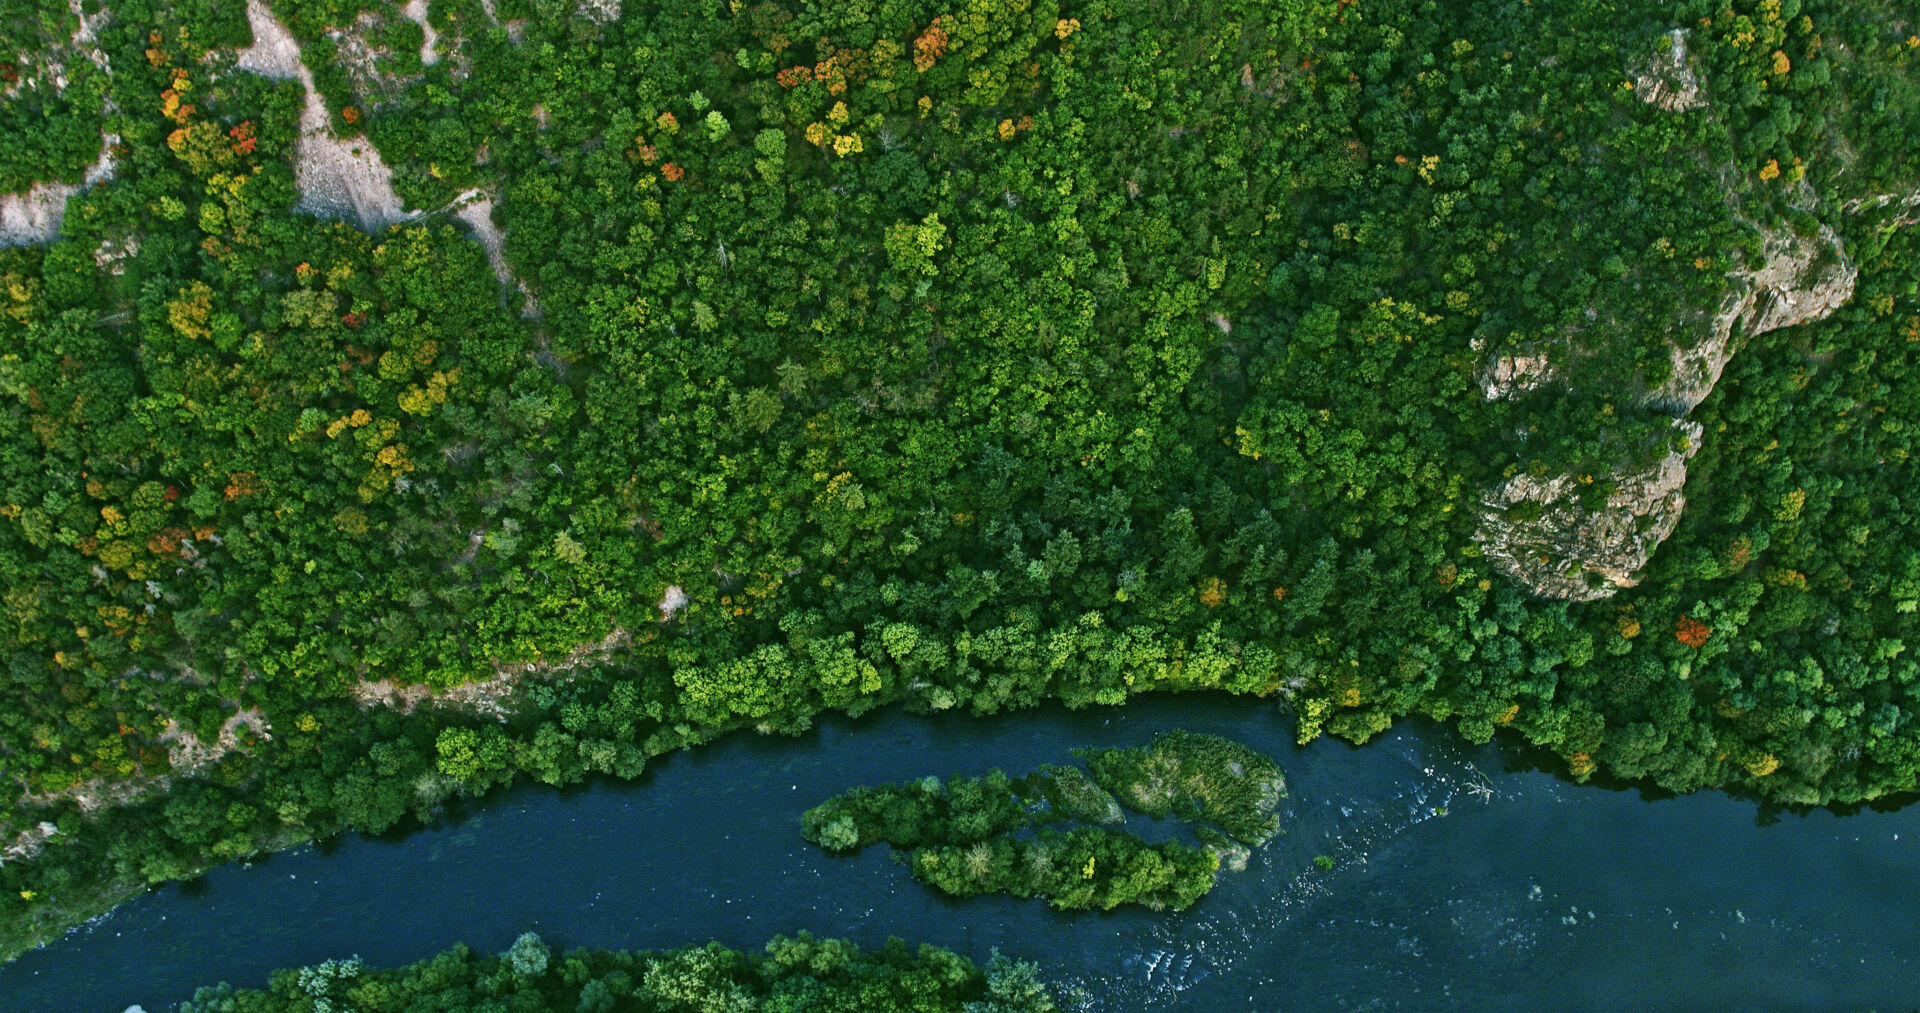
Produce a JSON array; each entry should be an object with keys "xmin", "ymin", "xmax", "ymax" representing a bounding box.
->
[{"xmin": 2, "ymin": 693, "xmax": 1917, "ymax": 1011}]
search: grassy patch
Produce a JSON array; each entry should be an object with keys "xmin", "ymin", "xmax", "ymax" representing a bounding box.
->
[{"xmin": 1081, "ymin": 731, "xmax": 1287, "ymax": 846}]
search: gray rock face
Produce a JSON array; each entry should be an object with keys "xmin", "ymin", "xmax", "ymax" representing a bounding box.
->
[
  {"xmin": 0, "ymin": 133, "xmax": 116, "ymax": 246},
  {"xmin": 1650, "ymin": 220, "xmax": 1856, "ymax": 414},
  {"xmin": 1477, "ymin": 218, "xmax": 1856, "ymax": 600},
  {"xmin": 1479, "ymin": 421, "xmax": 1702, "ymax": 602},
  {"xmin": 1842, "ymin": 187, "xmax": 1920, "ymax": 228},
  {"xmin": 235, "ymin": 0, "xmax": 408, "ymax": 230},
  {"xmin": 1478, "ymin": 351, "xmax": 1557, "ymax": 401},
  {"xmin": 1475, "ymin": 29, "xmax": 1874, "ymax": 601},
  {"xmin": 1477, "ymin": 217, "xmax": 1856, "ymax": 600},
  {"xmin": 1632, "ymin": 29, "xmax": 1707, "ymax": 113}
]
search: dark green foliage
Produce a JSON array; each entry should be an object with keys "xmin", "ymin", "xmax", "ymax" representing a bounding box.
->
[
  {"xmin": 0, "ymin": 0, "xmax": 1917, "ymax": 963},
  {"xmin": 1026, "ymin": 764, "xmax": 1123, "ymax": 825},
  {"xmin": 1081, "ymin": 731, "xmax": 1286, "ymax": 846},
  {"xmin": 172, "ymin": 932, "xmax": 1058, "ymax": 1013},
  {"xmin": 913, "ymin": 827, "xmax": 1217, "ymax": 913},
  {"xmin": 801, "ymin": 734, "xmax": 1278, "ymax": 910},
  {"xmin": 801, "ymin": 772, "xmax": 1031, "ymax": 852}
]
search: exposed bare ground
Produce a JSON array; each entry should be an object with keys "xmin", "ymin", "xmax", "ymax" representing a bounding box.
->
[
  {"xmin": 401, "ymin": 0, "xmax": 442, "ymax": 66},
  {"xmin": 6, "ymin": 623, "xmax": 631, "ymax": 841},
  {"xmin": 0, "ymin": 821, "xmax": 59, "ymax": 867},
  {"xmin": 1476, "ymin": 211, "xmax": 1855, "ymax": 600},
  {"xmin": 235, "ymin": 0, "xmax": 408, "ymax": 229},
  {"xmin": 5, "ymin": 0, "xmax": 108, "ymax": 96},
  {"xmin": 9, "ymin": 705, "xmax": 271, "ymax": 832},
  {"xmin": 577, "ymin": 0, "xmax": 621, "ymax": 26},
  {"xmin": 1472, "ymin": 27, "xmax": 1904, "ymax": 601},
  {"xmin": 1478, "ymin": 419, "xmax": 1704, "ymax": 601},
  {"xmin": 0, "ymin": 180, "xmax": 84, "ymax": 246},
  {"xmin": 0, "ymin": 0, "xmax": 117, "ymax": 246},
  {"xmin": 451, "ymin": 190, "xmax": 539, "ymax": 313},
  {"xmin": 1843, "ymin": 187, "xmax": 1920, "ymax": 227},
  {"xmin": 158, "ymin": 707, "xmax": 273, "ymax": 777},
  {"xmin": 1649, "ymin": 219, "xmax": 1856, "ymax": 414},
  {"xmin": 1632, "ymin": 28, "xmax": 1706, "ymax": 113},
  {"xmin": 231, "ymin": 5, "xmax": 531, "ymax": 302},
  {"xmin": 0, "ymin": 132, "xmax": 116, "ymax": 246},
  {"xmin": 1478, "ymin": 351, "xmax": 1556, "ymax": 401},
  {"xmin": 10, "ymin": 758, "xmax": 158, "ymax": 847},
  {"xmin": 353, "ymin": 627, "xmax": 633, "ymax": 718},
  {"xmin": 68, "ymin": 0, "xmax": 111, "ymax": 71}
]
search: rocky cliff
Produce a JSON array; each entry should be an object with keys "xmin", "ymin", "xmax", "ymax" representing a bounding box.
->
[{"xmin": 1475, "ymin": 29, "xmax": 1875, "ymax": 601}]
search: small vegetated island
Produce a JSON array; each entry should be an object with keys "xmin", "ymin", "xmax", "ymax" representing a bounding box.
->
[
  {"xmin": 172, "ymin": 932, "xmax": 1063, "ymax": 1013},
  {"xmin": 802, "ymin": 731, "xmax": 1284, "ymax": 911},
  {"xmin": 0, "ymin": 0, "xmax": 1917, "ymax": 983}
]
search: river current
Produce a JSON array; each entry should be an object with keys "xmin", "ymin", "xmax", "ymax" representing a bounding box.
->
[{"xmin": 3, "ymin": 693, "xmax": 1916, "ymax": 1011}]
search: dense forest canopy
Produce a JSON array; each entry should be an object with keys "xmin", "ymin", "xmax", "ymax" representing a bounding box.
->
[
  {"xmin": 171, "ymin": 933, "xmax": 1063, "ymax": 1012},
  {"xmin": 0, "ymin": 0, "xmax": 1918, "ymax": 961}
]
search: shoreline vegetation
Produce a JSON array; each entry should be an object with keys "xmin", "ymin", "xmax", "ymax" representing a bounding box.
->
[
  {"xmin": 1, "ymin": 0, "xmax": 1917, "ymax": 974},
  {"xmin": 167, "ymin": 932, "xmax": 1062, "ymax": 1013},
  {"xmin": 800, "ymin": 731, "xmax": 1285, "ymax": 911}
]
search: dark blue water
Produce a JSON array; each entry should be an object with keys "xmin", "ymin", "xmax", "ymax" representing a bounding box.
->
[{"xmin": 3, "ymin": 694, "xmax": 1918, "ymax": 1012}]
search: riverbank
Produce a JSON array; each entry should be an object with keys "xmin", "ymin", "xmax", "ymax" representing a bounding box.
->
[{"xmin": 6, "ymin": 694, "xmax": 1918, "ymax": 1012}]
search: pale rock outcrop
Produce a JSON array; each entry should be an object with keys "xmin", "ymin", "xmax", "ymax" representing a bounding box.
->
[
  {"xmin": 577, "ymin": 0, "xmax": 621, "ymax": 26},
  {"xmin": 159, "ymin": 707, "xmax": 273, "ymax": 776},
  {"xmin": 0, "ymin": 0, "xmax": 118, "ymax": 246},
  {"xmin": 1842, "ymin": 187, "xmax": 1920, "ymax": 227},
  {"xmin": 1480, "ymin": 420, "xmax": 1703, "ymax": 601},
  {"xmin": 353, "ymin": 628, "xmax": 631, "ymax": 718},
  {"xmin": 0, "ymin": 821, "xmax": 59, "ymax": 866},
  {"xmin": 401, "ymin": 0, "xmax": 441, "ymax": 66},
  {"xmin": 1650, "ymin": 219, "xmax": 1856, "ymax": 413},
  {"xmin": 0, "ymin": 179, "xmax": 86, "ymax": 246},
  {"xmin": 1633, "ymin": 29, "xmax": 1707, "ymax": 113},
  {"xmin": 1479, "ymin": 218, "xmax": 1855, "ymax": 599},
  {"xmin": 1478, "ymin": 351, "xmax": 1557, "ymax": 401},
  {"xmin": 235, "ymin": 0, "xmax": 407, "ymax": 229},
  {"xmin": 451, "ymin": 189, "xmax": 538, "ymax": 312},
  {"xmin": 1477, "ymin": 27, "xmax": 1872, "ymax": 600},
  {"xmin": 0, "ymin": 132, "xmax": 116, "ymax": 246}
]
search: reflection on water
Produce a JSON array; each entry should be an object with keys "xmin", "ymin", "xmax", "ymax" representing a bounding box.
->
[{"xmin": 3, "ymin": 694, "xmax": 1917, "ymax": 1012}]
